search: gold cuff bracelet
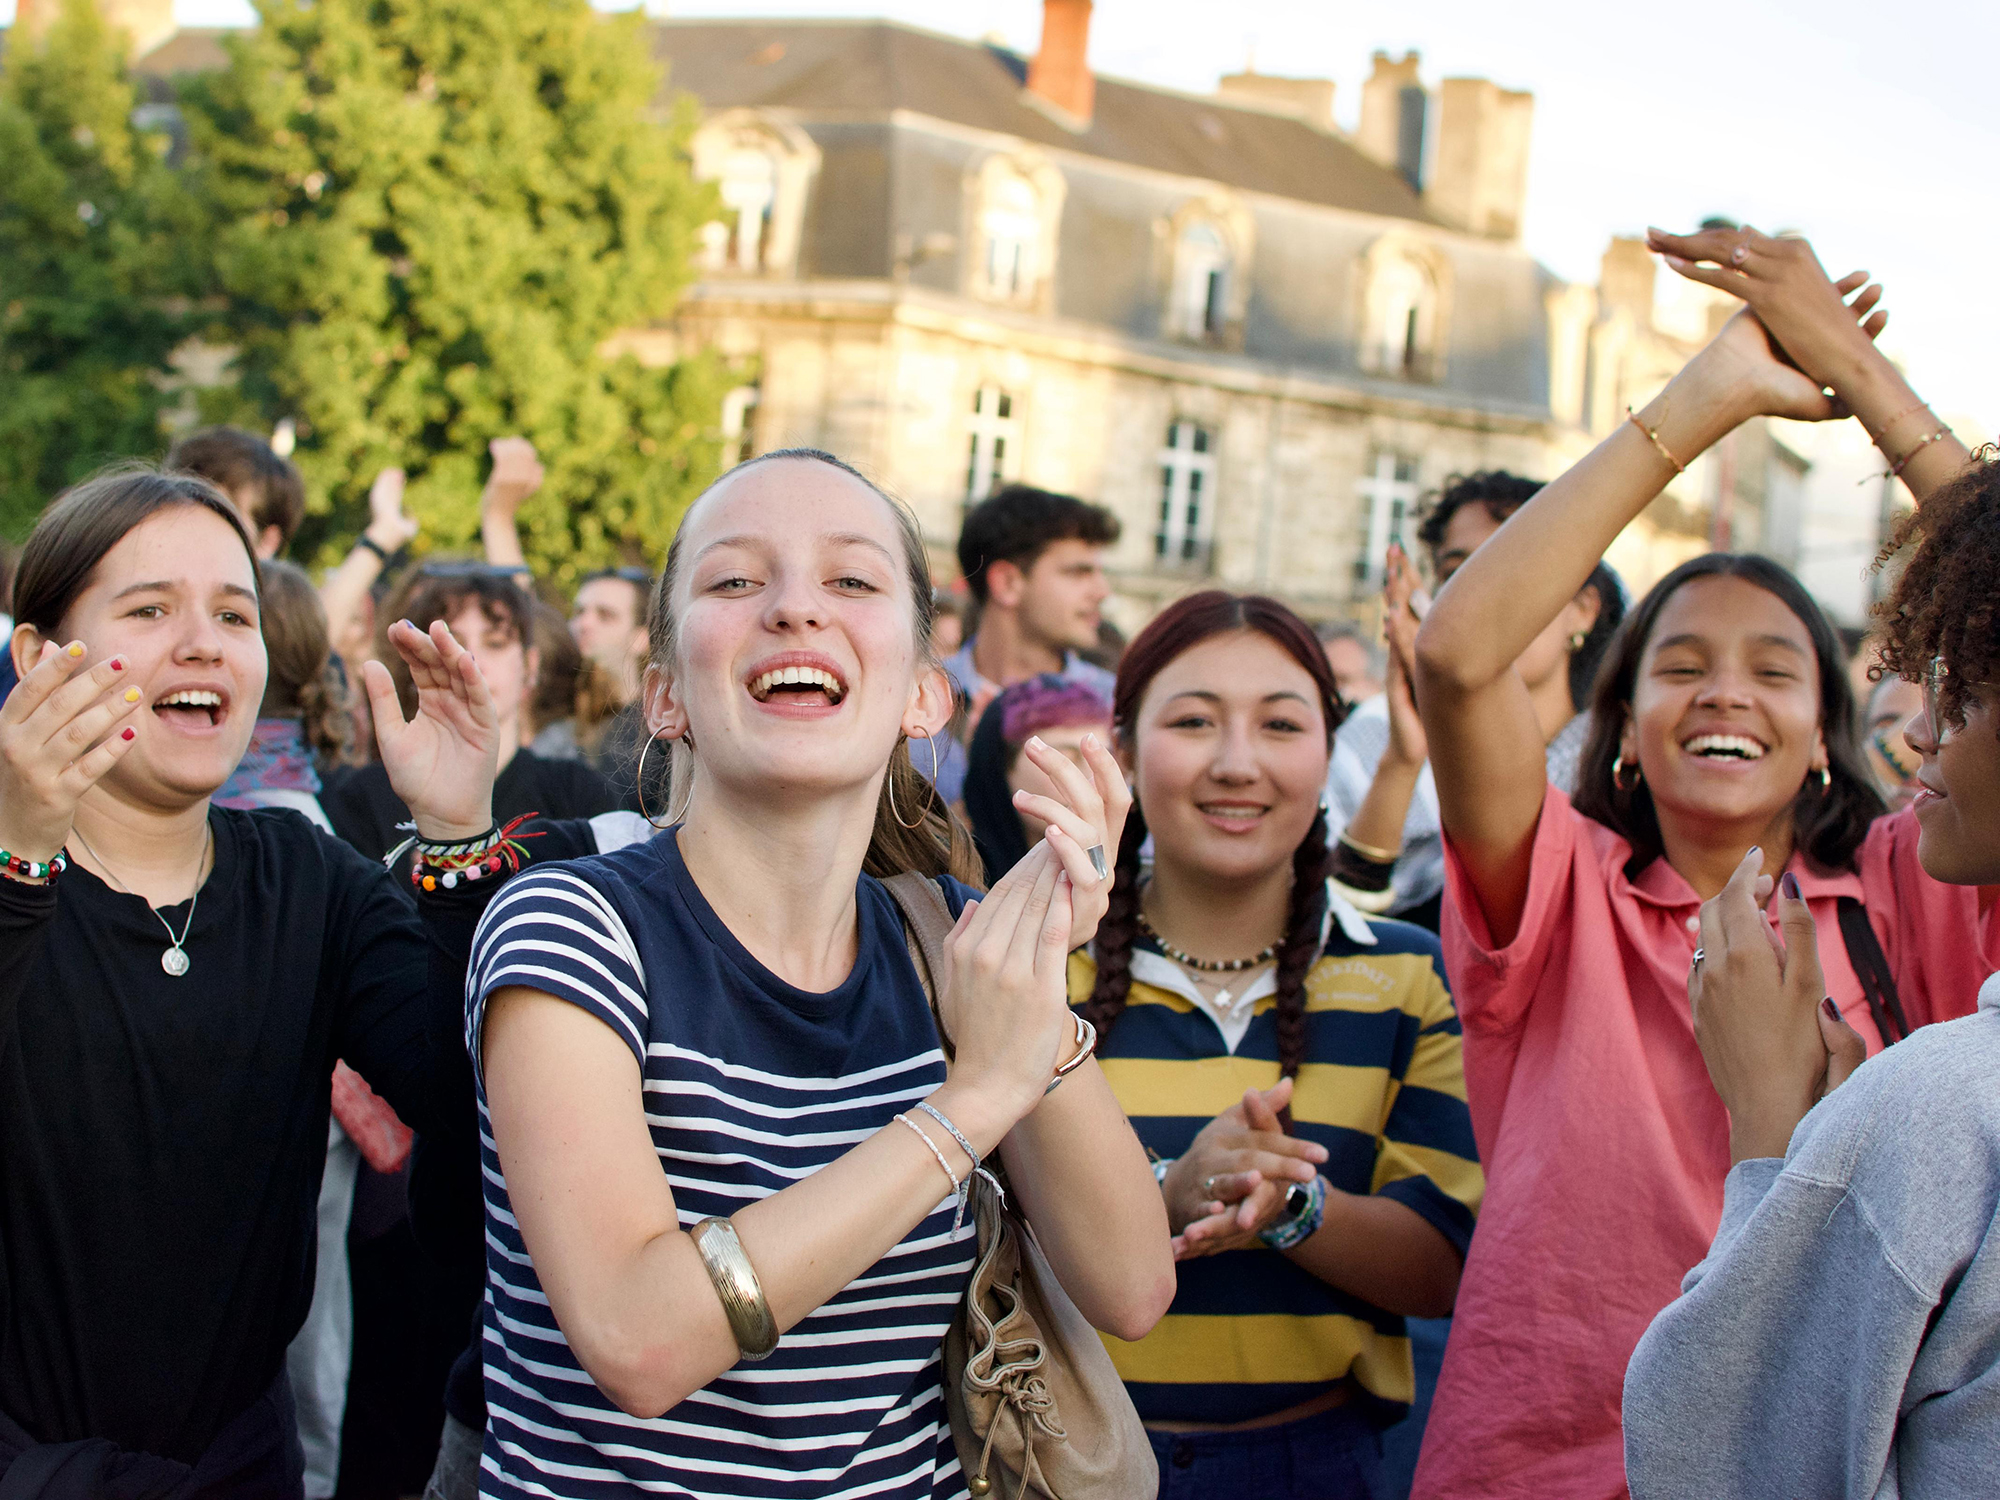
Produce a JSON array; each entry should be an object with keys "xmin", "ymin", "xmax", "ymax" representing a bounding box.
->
[{"xmin": 690, "ymin": 1217, "xmax": 780, "ymax": 1362}]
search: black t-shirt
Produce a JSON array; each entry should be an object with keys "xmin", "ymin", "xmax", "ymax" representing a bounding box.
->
[
  {"xmin": 321, "ymin": 747, "xmax": 618, "ymax": 871},
  {"xmin": 0, "ymin": 807, "xmax": 496, "ymax": 1461}
]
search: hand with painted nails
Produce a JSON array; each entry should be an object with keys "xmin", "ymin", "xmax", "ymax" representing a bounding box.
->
[
  {"xmin": 1162, "ymin": 1077, "xmax": 1328, "ymax": 1259},
  {"xmin": 365, "ymin": 619, "xmax": 500, "ymax": 842},
  {"xmin": 927, "ymin": 839, "xmax": 1082, "ymax": 1152},
  {"xmin": 1006, "ymin": 729, "xmax": 1133, "ymax": 951},
  {"xmin": 0, "ymin": 640, "xmax": 145, "ymax": 864},
  {"xmin": 1690, "ymin": 849, "xmax": 1869, "ymax": 1164}
]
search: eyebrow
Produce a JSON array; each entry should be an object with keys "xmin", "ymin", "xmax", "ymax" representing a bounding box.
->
[
  {"xmin": 1163, "ymin": 689, "xmax": 1315, "ymax": 706},
  {"xmin": 1651, "ymin": 632, "xmax": 1808, "ymax": 657},
  {"xmin": 694, "ymin": 532, "xmax": 900, "ymax": 566},
  {"xmin": 110, "ymin": 580, "xmax": 258, "ymax": 604}
]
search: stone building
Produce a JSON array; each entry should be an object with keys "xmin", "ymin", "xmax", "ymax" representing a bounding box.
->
[{"xmin": 7, "ymin": 0, "xmax": 1826, "ymax": 623}]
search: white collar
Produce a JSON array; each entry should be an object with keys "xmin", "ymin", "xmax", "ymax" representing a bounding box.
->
[{"xmin": 1979, "ymin": 971, "xmax": 2000, "ymax": 1014}]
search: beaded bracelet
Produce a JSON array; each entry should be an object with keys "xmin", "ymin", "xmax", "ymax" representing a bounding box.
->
[
  {"xmin": 395, "ymin": 812, "xmax": 543, "ymax": 891},
  {"xmin": 0, "ymin": 848, "xmax": 67, "ymax": 886}
]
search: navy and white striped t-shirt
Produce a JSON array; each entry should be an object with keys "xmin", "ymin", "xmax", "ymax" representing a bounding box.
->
[{"xmin": 465, "ymin": 831, "xmax": 978, "ymax": 1500}]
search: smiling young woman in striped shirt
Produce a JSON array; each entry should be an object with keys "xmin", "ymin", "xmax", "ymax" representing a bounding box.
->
[{"xmin": 465, "ymin": 449, "xmax": 1174, "ymax": 1500}]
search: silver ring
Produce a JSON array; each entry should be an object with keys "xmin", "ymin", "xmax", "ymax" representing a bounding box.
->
[
  {"xmin": 1202, "ymin": 1174, "xmax": 1221, "ymax": 1199},
  {"xmin": 1731, "ymin": 238, "xmax": 1750, "ymax": 267},
  {"xmin": 1086, "ymin": 844, "xmax": 1108, "ymax": 880},
  {"xmin": 1691, "ymin": 948, "xmax": 1705, "ymax": 966}
]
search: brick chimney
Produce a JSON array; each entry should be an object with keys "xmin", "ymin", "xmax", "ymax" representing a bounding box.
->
[
  {"xmin": 1427, "ymin": 78, "xmax": 1534, "ymax": 240},
  {"xmin": 1356, "ymin": 51, "xmax": 1427, "ymax": 191},
  {"xmin": 1027, "ymin": 0, "xmax": 1095, "ymax": 126},
  {"xmin": 14, "ymin": 0, "xmax": 179, "ymax": 59}
]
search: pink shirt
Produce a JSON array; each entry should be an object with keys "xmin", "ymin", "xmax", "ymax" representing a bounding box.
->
[{"xmin": 1412, "ymin": 792, "xmax": 2000, "ymax": 1500}]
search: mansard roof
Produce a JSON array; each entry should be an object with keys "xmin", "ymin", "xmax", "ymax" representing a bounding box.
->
[{"xmin": 649, "ymin": 19, "xmax": 1439, "ymax": 226}]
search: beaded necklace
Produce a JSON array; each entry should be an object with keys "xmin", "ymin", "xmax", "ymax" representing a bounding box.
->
[{"xmin": 1135, "ymin": 908, "xmax": 1279, "ymax": 973}]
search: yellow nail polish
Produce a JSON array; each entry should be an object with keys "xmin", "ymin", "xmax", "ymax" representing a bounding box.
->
[
  {"xmin": 124, "ymin": 688, "xmax": 140, "ymax": 703},
  {"xmin": 66, "ymin": 643, "xmax": 84, "ymax": 657}
]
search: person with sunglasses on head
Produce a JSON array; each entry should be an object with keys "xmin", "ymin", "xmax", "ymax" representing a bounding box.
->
[
  {"xmin": 320, "ymin": 562, "xmax": 621, "ymax": 880},
  {"xmin": 460, "ymin": 448, "xmax": 1172, "ymax": 1499},
  {"xmin": 0, "ymin": 466, "xmax": 567, "ymax": 1495},
  {"xmin": 1406, "ymin": 225, "xmax": 1992, "ymax": 1500},
  {"xmin": 1626, "ymin": 449, "xmax": 2000, "ymax": 1497}
]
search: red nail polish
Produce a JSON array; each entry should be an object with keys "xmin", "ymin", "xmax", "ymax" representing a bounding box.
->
[
  {"xmin": 120, "ymin": 727, "xmax": 135, "ymax": 741},
  {"xmin": 1821, "ymin": 997, "xmax": 1840, "ymax": 1023},
  {"xmin": 108, "ymin": 657, "xmax": 124, "ymax": 671}
]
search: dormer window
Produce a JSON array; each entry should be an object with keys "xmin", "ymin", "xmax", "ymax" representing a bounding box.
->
[
  {"xmin": 1360, "ymin": 238, "xmax": 1449, "ymax": 382},
  {"xmin": 1171, "ymin": 223, "xmax": 1229, "ymax": 340},
  {"xmin": 967, "ymin": 153, "xmax": 1065, "ymax": 310},
  {"xmin": 690, "ymin": 111, "xmax": 821, "ymax": 280}
]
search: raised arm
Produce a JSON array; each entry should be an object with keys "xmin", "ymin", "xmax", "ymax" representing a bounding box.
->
[
  {"xmin": 319, "ymin": 467, "xmax": 417, "ymax": 656},
  {"xmin": 1417, "ymin": 263, "xmax": 1887, "ymax": 943},
  {"xmin": 1338, "ymin": 546, "xmax": 1429, "ymax": 868},
  {"xmin": 478, "ymin": 437, "xmax": 543, "ymax": 571}
]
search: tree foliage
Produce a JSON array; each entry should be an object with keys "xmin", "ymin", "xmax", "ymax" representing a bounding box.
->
[
  {"xmin": 177, "ymin": 0, "xmax": 730, "ymax": 581},
  {"xmin": 0, "ymin": 0, "xmax": 203, "ymax": 538}
]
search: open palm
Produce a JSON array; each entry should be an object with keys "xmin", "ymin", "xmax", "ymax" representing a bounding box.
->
[{"xmin": 364, "ymin": 619, "xmax": 499, "ymax": 840}]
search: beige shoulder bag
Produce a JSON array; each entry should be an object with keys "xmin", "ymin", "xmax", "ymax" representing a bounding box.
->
[{"xmin": 881, "ymin": 873, "xmax": 1159, "ymax": 1500}]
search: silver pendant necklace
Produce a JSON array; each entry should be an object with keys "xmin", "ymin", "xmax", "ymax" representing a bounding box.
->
[{"xmin": 71, "ymin": 821, "xmax": 211, "ymax": 978}]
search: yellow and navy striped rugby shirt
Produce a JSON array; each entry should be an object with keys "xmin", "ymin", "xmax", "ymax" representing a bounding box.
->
[{"xmin": 1068, "ymin": 895, "xmax": 1482, "ymax": 1426}]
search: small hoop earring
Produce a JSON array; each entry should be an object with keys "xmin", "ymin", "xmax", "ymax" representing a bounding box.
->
[
  {"xmin": 637, "ymin": 731, "xmax": 695, "ymax": 828},
  {"xmin": 1612, "ymin": 753, "xmax": 1641, "ymax": 792},
  {"xmin": 887, "ymin": 731, "xmax": 944, "ymax": 830},
  {"xmin": 1815, "ymin": 766, "xmax": 1831, "ymax": 792}
]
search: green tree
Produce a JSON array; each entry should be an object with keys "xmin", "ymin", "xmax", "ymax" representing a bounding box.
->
[
  {"xmin": 180, "ymin": 0, "xmax": 731, "ymax": 581},
  {"xmin": 0, "ymin": 0, "xmax": 203, "ymax": 538}
]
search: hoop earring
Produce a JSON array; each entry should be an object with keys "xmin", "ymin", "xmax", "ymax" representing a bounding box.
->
[
  {"xmin": 1612, "ymin": 753, "xmax": 1641, "ymax": 792},
  {"xmin": 636, "ymin": 731, "xmax": 695, "ymax": 828},
  {"xmin": 887, "ymin": 731, "xmax": 944, "ymax": 831},
  {"xmin": 1814, "ymin": 766, "xmax": 1831, "ymax": 793}
]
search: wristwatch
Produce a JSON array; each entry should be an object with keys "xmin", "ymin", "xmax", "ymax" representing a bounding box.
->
[{"xmin": 1258, "ymin": 1175, "xmax": 1327, "ymax": 1251}]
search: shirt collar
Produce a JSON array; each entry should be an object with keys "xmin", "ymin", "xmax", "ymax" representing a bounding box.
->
[
  {"xmin": 1980, "ymin": 971, "xmax": 2000, "ymax": 1014},
  {"xmin": 1619, "ymin": 848, "xmax": 1866, "ymax": 911}
]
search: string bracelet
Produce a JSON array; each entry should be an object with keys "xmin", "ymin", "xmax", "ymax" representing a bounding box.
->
[
  {"xmin": 1627, "ymin": 405, "xmax": 1686, "ymax": 475},
  {"xmin": 913, "ymin": 1100, "xmax": 980, "ymax": 1172},
  {"xmin": 1888, "ymin": 427, "xmax": 1953, "ymax": 480},
  {"xmin": 0, "ymin": 849, "xmax": 67, "ymax": 887},
  {"xmin": 895, "ymin": 1112, "xmax": 968, "ymax": 1231},
  {"xmin": 396, "ymin": 812, "xmax": 545, "ymax": 891},
  {"xmin": 1872, "ymin": 397, "xmax": 1934, "ymax": 443}
]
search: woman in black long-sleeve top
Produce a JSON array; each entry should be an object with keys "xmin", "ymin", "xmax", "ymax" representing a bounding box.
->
[{"xmin": 0, "ymin": 469, "xmax": 535, "ymax": 1495}]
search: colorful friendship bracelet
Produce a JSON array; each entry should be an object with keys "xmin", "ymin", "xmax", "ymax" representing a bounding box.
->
[
  {"xmin": 0, "ymin": 848, "xmax": 67, "ymax": 886},
  {"xmin": 405, "ymin": 812, "xmax": 544, "ymax": 891}
]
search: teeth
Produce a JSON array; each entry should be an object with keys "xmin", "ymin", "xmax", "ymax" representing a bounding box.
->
[
  {"xmin": 158, "ymin": 690, "xmax": 222, "ymax": 708},
  {"xmin": 750, "ymin": 666, "xmax": 844, "ymax": 702},
  {"xmin": 1683, "ymin": 733, "xmax": 1765, "ymax": 760}
]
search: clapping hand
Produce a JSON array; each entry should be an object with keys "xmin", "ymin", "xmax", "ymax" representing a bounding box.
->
[
  {"xmin": 1165, "ymin": 1078, "xmax": 1327, "ymax": 1260},
  {"xmin": 364, "ymin": 620, "xmax": 499, "ymax": 841},
  {"xmin": 1690, "ymin": 849, "xmax": 1868, "ymax": 1165},
  {"xmin": 0, "ymin": 640, "xmax": 145, "ymax": 862},
  {"xmin": 1006, "ymin": 731, "xmax": 1132, "ymax": 951}
]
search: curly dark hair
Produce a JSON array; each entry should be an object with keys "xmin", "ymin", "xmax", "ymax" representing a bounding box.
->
[
  {"xmin": 1079, "ymin": 592, "xmax": 1341, "ymax": 1123},
  {"xmin": 1416, "ymin": 470, "xmax": 1625, "ymax": 713},
  {"xmin": 1873, "ymin": 447, "xmax": 2000, "ymax": 732}
]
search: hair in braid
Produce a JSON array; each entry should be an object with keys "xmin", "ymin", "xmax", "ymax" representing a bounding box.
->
[{"xmin": 1084, "ymin": 591, "xmax": 1347, "ymax": 1127}]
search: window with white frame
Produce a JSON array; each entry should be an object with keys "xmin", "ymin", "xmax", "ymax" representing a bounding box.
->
[
  {"xmin": 965, "ymin": 387, "xmax": 1017, "ymax": 505},
  {"xmin": 1354, "ymin": 451, "xmax": 1420, "ymax": 589},
  {"xmin": 980, "ymin": 173, "xmax": 1041, "ymax": 301},
  {"xmin": 1363, "ymin": 253, "xmax": 1439, "ymax": 381},
  {"xmin": 1171, "ymin": 222, "xmax": 1230, "ymax": 340},
  {"xmin": 713, "ymin": 146, "xmax": 779, "ymax": 272},
  {"xmin": 720, "ymin": 384, "xmax": 760, "ymax": 468},
  {"xmin": 1156, "ymin": 421, "xmax": 1217, "ymax": 569}
]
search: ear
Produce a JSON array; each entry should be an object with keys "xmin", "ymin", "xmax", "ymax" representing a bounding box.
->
[
  {"xmin": 985, "ymin": 559, "xmax": 1027, "ymax": 610},
  {"xmin": 902, "ymin": 663, "xmax": 956, "ymax": 743},
  {"xmin": 10, "ymin": 622, "xmax": 44, "ymax": 683},
  {"xmin": 1617, "ymin": 713, "xmax": 1638, "ymax": 765},
  {"xmin": 1113, "ymin": 732, "xmax": 1136, "ymax": 781},
  {"xmin": 1812, "ymin": 726, "xmax": 1829, "ymax": 773},
  {"xmin": 644, "ymin": 661, "xmax": 689, "ymax": 740},
  {"xmin": 255, "ymin": 524, "xmax": 285, "ymax": 560},
  {"xmin": 1566, "ymin": 582, "xmax": 1604, "ymax": 638}
]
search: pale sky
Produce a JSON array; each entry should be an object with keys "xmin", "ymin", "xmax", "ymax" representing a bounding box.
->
[{"xmin": 11, "ymin": 0, "xmax": 1995, "ymax": 429}]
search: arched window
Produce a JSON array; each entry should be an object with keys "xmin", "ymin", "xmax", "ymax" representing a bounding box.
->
[
  {"xmin": 1157, "ymin": 420, "xmax": 1217, "ymax": 569},
  {"xmin": 1171, "ymin": 223, "xmax": 1230, "ymax": 340},
  {"xmin": 981, "ymin": 174, "xmax": 1041, "ymax": 301},
  {"xmin": 965, "ymin": 386, "xmax": 1018, "ymax": 505},
  {"xmin": 689, "ymin": 112, "xmax": 820, "ymax": 279},
  {"xmin": 716, "ymin": 146, "xmax": 779, "ymax": 271},
  {"xmin": 1362, "ymin": 249, "xmax": 1441, "ymax": 381}
]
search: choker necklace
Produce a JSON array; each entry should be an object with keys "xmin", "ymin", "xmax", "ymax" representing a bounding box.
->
[
  {"xmin": 71, "ymin": 821, "xmax": 212, "ymax": 978},
  {"xmin": 1136, "ymin": 909, "xmax": 1279, "ymax": 973}
]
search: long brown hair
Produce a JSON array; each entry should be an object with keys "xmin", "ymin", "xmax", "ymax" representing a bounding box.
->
[
  {"xmin": 1081, "ymin": 591, "xmax": 1345, "ymax": 1094},
  {"xmin": 256, "ymin": 560, "xmax": 349, "ymax": 764},
  {"xmin": 648, "ymin": 448, "xmax": 982, "ymax": 885}
]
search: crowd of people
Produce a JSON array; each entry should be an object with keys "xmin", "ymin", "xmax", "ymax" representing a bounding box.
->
[{"xmin": 0, "ymin": 222, "xmax": 1995, "ymax": 1500}]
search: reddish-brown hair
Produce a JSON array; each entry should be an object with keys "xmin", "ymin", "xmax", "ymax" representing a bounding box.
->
[{"xmin": 1081, "ymin": 592, "xmax": 1345, "ymax": 1101}]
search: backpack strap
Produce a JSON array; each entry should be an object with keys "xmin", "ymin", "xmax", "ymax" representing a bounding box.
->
[
  {"xmin": 881, "ymin": 871, "xmax": 960, "ymax": 1060},
  {"xmin": 1836, "ymin": 895, "xmax": 1911, "ymax": 1045}
]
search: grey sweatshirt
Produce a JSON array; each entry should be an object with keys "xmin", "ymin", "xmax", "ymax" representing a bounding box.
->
[{"xmin": 1623, "ymin": 972, "xmax": 2000, "ymax": 1498}]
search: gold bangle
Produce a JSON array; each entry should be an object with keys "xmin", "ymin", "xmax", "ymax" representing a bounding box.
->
[
  {"xmin": 689, "ymin": 1217, "xmax": 779, "ymax": 1361},
  {"xmin": 1626, "ymin": 404, "xmax": 1685, "ymax": 475},
  {"xmin": 1045, "ymin": 1013, "xmax": 1098, "ymax": 1095},
  {"xmin": 1337, "ymin": 830, "xmax": 1402, "ymax": 865}
]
